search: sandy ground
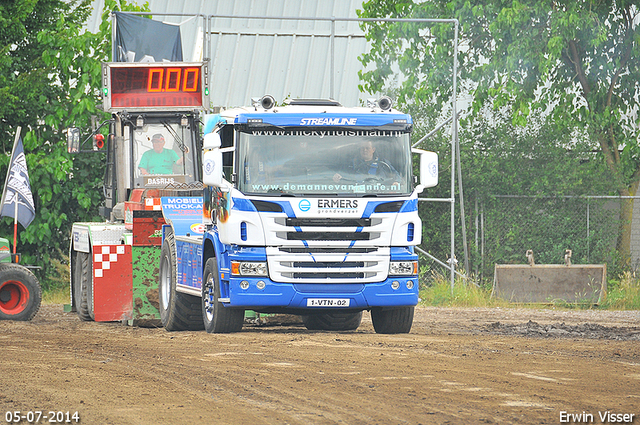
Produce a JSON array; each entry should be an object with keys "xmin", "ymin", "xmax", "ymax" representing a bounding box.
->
[{"xmin": 1, "ymin": 305, "xmax": 639, "ymax": 424}]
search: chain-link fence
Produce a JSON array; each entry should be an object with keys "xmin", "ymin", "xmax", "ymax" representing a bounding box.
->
[
  {"xmin": 474, "ymin": 196, "xmax": 624, "ymax": 280},
  {"xmin": 417, "ymin": 195, "xmax": 632, "ymax": 283}
]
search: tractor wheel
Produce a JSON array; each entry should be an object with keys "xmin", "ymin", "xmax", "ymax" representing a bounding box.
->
[
  {"xmin": 202, "ymin": 258, "xmax": 244, "ymax": 333},
  {"xmin": 0, "ymin": 263, "xmax": 42, "ymax": 321},
  {"xmin": 158, "ymin": 230, "xmax": 203, "ymax": 331},
  {"xmin": 301, "ymin": 311, "xmax": 363, "ymax": 331},
  {"xmin": 73, "ymin": 251, "xmax": 93, "ymax": 321},
  {"xmin": 371, "ymin": 306, "xmax": 414, "ymax": 334}
]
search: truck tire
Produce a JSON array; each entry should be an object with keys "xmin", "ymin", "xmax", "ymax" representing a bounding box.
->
[
  {"xmin": 159, "ymin": 230, "xmax": 203, "ymax": 331},
  {"xmin": 202, "ymin": 258, "xmax": 244, "ymax": 333},
  {"xmin": 73, "ymin": 251, "xmax": 93, "ymax": 321},
  {"xmin": 371, "ymin": 306, "xmax": 414, "ymax": 334},
  {"xmin": 301, "ymin": 312, "xmax": 363, "ymax": 331},
  {"xmin": 0, "ymin": 263, "xmax": 42, "ymax": 321}
]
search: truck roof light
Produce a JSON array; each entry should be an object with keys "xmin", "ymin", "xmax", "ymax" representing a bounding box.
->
[
  {"xmin": 367, "ymin": 97, "xmax": 393, "ymax": 111},
  {"xmin": 252, "ymin": 95, "xmax": 276, "ymax": 110},
  {"xmin": 378, "ymin": 96, "xmax": 393, "ymax": 111},
  {"xmin": 260, "ymin": 95, "xmax": 275, "ymax": 110}
]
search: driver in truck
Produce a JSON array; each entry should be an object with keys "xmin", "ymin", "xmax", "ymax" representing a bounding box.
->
[
  {"xmin": 333, "ymin": 140, "xmax": 399, "ymax": 183},
  {"xmin": 138, "ymin": 133, "xmax": 183, "ymax": 175}
]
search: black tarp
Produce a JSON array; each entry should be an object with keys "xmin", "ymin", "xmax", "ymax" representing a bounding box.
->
[{"xmin": 113, "ymin": 12, "xmax": 183, "ymax": 62}]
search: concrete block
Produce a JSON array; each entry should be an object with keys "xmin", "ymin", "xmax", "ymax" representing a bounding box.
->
[{"xmin": 493, "ymin": 264, "xmax": 606, "ymax": 303}]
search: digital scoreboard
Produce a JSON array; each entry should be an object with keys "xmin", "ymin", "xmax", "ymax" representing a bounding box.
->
[{"xmin": 102, "ymin": 62, "xmax": 209, "ymax": 112}]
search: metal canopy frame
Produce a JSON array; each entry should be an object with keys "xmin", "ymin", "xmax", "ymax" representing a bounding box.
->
[{"xmin": 113, "ymin": 12, "xmax": 461, "ymax": 287}]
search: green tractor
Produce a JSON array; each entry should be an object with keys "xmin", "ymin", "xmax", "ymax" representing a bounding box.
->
[{"xmin": 0, "ymin": 236, "xmax": 41, "ymax": 321}]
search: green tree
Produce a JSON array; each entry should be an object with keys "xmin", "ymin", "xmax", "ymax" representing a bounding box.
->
[
  {"xmin": 358, "ymin": 0, "xmax": 639, "ymax": 260},
  {"xmin": 0, "ymin": 0, "xmax": 148, "ymax": 288}
]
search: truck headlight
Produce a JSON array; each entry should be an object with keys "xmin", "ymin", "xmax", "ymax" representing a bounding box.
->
[
  {"xmin": 389, "ymin": 261, "xmax": 418, "ymax": 276},
  {"xmin": 231, "ymin": 261, "xmax": 268, "ymax": 276}
]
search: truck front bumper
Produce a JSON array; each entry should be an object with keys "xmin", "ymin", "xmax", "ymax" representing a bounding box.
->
[{"xmin": 223, "ymin": 276, "xmax": 419, "ymax": 310}]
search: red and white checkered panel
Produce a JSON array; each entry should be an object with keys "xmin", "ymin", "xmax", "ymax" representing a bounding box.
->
[
  {"xmin": 92, "ymin": 244, "xmax": 133, "ymax": 322},
  {"xmin": 94, "ymin": 245, "xmax": 127, "ymax": 278},
  {"xmin": 145, "ymin": 198, "xmax": 162, "ymax": 211}
]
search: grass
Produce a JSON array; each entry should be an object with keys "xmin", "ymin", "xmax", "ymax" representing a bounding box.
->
[
  {"xmin": 419, "ymin": 270, "xmax": 640, "ymax": 310},
  {"xmin": 600, "ymin": 272, "xmax": 640, "ymax": 310},
  {"xmin": 39, "ymin": 254, "xmax": 70, "ymax": 305},
  {"xmin": 38, "ymin": 258, "xmax": 640, "ymax": 310},
  {"xmin": 42, "ymin": 285, "xmax": 70, "ymax": 304},
  {"xmin": 419, "ymin": 271, "xmax": 510, "ymax": 308}
]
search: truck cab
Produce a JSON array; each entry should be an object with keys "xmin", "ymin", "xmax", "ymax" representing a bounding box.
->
[{"xmin": 159, "ymin": 97, "xmax": 438, "ymax": 334}]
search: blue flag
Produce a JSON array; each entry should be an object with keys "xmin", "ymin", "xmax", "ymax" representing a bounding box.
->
[{"xmin": 0, "ymin": 131, "xmax": 36, "ymax": 228}]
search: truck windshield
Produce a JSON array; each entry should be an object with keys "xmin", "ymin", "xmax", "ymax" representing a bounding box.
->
[
  {"xmin": 132, "ymin": 122, "xmax": 197, "ymax": 188},
  {"xmin": 237, "ymin": 128, "xmax": 413, "ymax": 196}
]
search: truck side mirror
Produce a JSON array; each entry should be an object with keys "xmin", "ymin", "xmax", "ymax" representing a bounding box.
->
[
  {"xmin": 66, "ymin": 128, "xmax": 81, "ymax": 153},
  {"xmin": 412, "ymin": 148, "xmax": 438, "ymax": 189},
  {"xmin": 203, "ymin": 132, "xmax": 225, "ymax": 189},
  {"xmin": 203, "ymin": 132, "xmax": 221, "ymax": 149}
]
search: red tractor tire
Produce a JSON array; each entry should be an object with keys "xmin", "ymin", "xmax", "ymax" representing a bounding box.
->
[{"xmin": 0, "ymin": 263, "xmax": 42, "ymax": 321}]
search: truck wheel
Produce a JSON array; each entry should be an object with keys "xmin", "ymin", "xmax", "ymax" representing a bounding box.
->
[
  {"xmin": 202, "ymin": 258, "xmax": 244, "ymax": 333},
  {"xmin": 0, "ymin": 264, "xmax": 41, "ymax": 321},
  {"xmin": 301, "ymin": 312, "xmax": 363, "ymax": 331},
  {"xmin": 371, "ymin": 306, "xmax": 414, "ymax": 334},
  {"xmin": 73, "ymin": 251, "xmax": 93, "ymax": 321},
  {"xmin": 159, "ymin": 231, "xmax": 203, "ymax": 331}
]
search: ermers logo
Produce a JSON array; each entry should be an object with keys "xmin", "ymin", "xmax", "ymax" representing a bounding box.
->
[
  {"xmin": 300, "ymin": 118, "xmax": 357, "ymax": 126},
  {"xmin": 298, "ymin": 199, "xmax": 311, "ymax": 212},
  {"xmin": 318, "ymin": 199, "xmax": 358, "ymax": 209}
]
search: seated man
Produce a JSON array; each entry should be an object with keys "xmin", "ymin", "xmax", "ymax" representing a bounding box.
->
[
  {"xmin": 333, "ymin": 140, "xmax": 399, "ymax": 183},
  {"xmin": 138, "ymin": 134, "xmax": 183, "ymax": 175}
]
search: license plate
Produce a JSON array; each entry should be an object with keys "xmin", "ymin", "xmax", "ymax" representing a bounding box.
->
[{"xmin": 306, "ymin": 298, "xmax": 350, "ymax": 307}]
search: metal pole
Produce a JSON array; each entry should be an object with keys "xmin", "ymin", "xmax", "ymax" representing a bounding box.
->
[
  {"xmin": 412, "ymin": 115, "xmax": 453, "ymax": 148},
  {"xmin": 587, "ymin": 197, "xmax": 590, "ymax": 262},
  {"xmin": 481, "ymin": 199, "xmax": 485, "ymax": 281},
  {"xmin": 111, "ymin": 12, "xmax": 116, "ymax": 61},
  {"xmin": 475, "ymin": 196, "xmax": 478, "ymax": 276},
  {"xmin": 330, "ymin": 17, "xmax": 335, "ymax": 100},
  {"xmin": 456, "ymin": 115, "xmax": 469, "ymax": 276},
  {"xmin": 114, "ymin": 115, "xmax": 127, "ymax": 204},
  {"xmin": 450, "ymin": 20, "xmax": 459, "ymax": 291}
]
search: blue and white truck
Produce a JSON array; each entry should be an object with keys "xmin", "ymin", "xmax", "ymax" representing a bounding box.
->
[{"xmin": 159, "ymin": 96, "xmax": 438, "ymax": 334}]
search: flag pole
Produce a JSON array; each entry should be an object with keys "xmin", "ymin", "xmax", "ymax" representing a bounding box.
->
[
  {"xmin": 2, "ymin": 127, "xmax": 22, "ymax": 255},
  {"xmin": 13, "ymin": 198, "xmax": 17, "ymax": 255}
]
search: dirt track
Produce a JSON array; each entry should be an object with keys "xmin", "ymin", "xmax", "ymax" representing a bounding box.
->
[{"xmin": 1, "ymin": 305, "xmax": 639, "ymax": 425}]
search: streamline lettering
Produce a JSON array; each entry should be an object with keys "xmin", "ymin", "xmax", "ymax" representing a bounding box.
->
[{"xmin": 300, "ymin": 118, "xmax": 357, "ymax": 126}]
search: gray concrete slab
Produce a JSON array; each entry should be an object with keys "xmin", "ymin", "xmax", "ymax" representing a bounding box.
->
[{"xmin": 494, "ymin": 264, "xmax": 606, "ymax": 303}]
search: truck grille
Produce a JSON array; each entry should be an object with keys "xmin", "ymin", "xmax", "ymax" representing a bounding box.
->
[
  {"xmin": 261, "ymin": 203, "xmax": 395, "ymax": 283},
  {"xmin": 274, "ymin": 216, "xmax": 380, "ymax": 243},
  {"xmin": 278, "ymin": 247, "xmax": 377, "ymax": 254},
  {"xmin": 266, "ymin": 246, "xmax": 389, "ymax": 283},
  {"xmin": 284, "ymin": 232, "xmax": 373, "ymax": 241},
  {"xmin": 286, "ymin": 218, "xmax": 371, "ymax": 227},
  {"xmin": 291, "ymin": 272, "xmax": 365, "ymax": 279}
]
